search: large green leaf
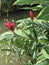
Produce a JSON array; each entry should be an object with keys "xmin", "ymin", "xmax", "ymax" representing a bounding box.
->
[
  {"xmin": 0, "ymin": 31, "xmax": 13, "ymax": 40},
  {"xmin": 13, "ymin": 0, "xmax": 49, "ymax": 5},
  {"xmin": 14, "ymin": 29, "xmax": 29, "ymax": 38},
  {"xmin": 37, "ymin": 7, "xmax": 49, "ymax": 21},
  {"xmin": 37, "ymin": 54, "xmax": 46, "ymax": 63},
  {"xmin": 36, "ymin": 46, "xmax": 49, "ymax": 64},
  {"xmin": 36, "ymin": 60, "xmax": 49, "ymax": 65},
  {"xmin": 41, "ymin": 48, "xmax": 49, "ymax": 59},
  {"xmin": 20, "ymin": 6, "xmax": 42, "ymax": 11}
]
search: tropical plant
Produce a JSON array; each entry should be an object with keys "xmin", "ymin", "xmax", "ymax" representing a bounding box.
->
[
  {"xmin": 0, "ymin": 10, "xmax": 49, "ymax": 65},
  {"xmin": 13, "ymin": 0, "xmax": 49, "ymax": 20},
  {"xmin": 0, "ymin": 0, "xmax": 49, "ymax": 65}
]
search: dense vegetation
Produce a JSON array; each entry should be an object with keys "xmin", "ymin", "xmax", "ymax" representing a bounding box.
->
[{"xmin": 0, "ymin": 0, "xmax": 49, "ymax": 65}]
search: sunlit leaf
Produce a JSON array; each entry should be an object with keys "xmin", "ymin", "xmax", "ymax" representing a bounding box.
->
[
  {"xmin": 37, "ymin": 7, "xmax": 49, "ymax": 21},
  {"xmin": 13, "ymin": 0, "xmax": 49, "ymax": 5}
]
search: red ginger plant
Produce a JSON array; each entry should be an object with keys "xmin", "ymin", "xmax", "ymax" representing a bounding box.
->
[
  {"xmin": 30, "ymin": 11, "xmax": 34, "ymax": 20},
  {"xmin": 4, "ymin": 19, "xmax": 14, "ymax": 32}
]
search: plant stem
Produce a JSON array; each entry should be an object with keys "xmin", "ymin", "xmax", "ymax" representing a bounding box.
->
[
  {"xmin": 32, "ymin": 21, "xmax": 38, "ymax": 43},
  {"xmin": 32, "ymin": 20, "xmax": 38, "ymax": 64}
]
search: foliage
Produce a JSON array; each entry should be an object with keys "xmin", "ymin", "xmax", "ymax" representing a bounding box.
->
[
  {"xmin": 13, "ymin": 0, "xmax": 49, "ymax": 21},
  {"xmin": 0, "ymin": 17, "xmax": 49, "ymax": 65},
  {"xmin": 0, "ymin": 0, "xmax": 49, "ymax": 65},
  {"xmin": 13, "ymin": 0, "xmax": 49, "ymax": 5},
  {"xmin": 13, "ymin": 0, "xmax": 49, "ymax": 11}
]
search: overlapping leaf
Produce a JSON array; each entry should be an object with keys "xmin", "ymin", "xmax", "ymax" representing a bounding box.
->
[
  {"xmin": 13, "ymin": 0, "xmax": 49, "ymax": 5},
  {"xmin": 37, "ymin": 7, "xmax": 49, "ymax": 21}
]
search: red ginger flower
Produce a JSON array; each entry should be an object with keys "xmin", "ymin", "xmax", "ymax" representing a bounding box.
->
[
  {"xmin": 30, "ymin": 11, "xmax": 34, "ymax": 20},
  {"xmin": 4, "ymin": 19, "xmax": 14, "ymax": 32}
]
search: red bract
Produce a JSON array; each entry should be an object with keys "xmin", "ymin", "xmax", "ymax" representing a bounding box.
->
[
  {"xmin": 4, "ymin": 19, "xmax": 14, "ymax": 32},
  {"xmin": 30, "ymin": 11, "xmax": 34, "ymax": 20}
]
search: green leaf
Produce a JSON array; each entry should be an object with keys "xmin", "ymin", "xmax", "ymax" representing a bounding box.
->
[
  {"xmin": 41, "ymin": 48, "xmax": 49, "ymax": 59},
  {"xmin": 13, "ymin": 0, "xmax": 49, "ymax": 5},
  {"xmin": 20, "ymin": 6, "xmax": 42, "ymax": 11},
  {"xmin": 36, "ymin": 60, "xmax": 49, "ymax": 65},
  {"xmin": 44, "ymin": 22, "xmax": 49, "ymax": 30},
  {"xmin": 20, "ymin": 49, "xmax": 25, "ymax": 55},
  {"xmin": 44, "ymin": 46, "xmax": 49, "ymax": 54},
  {"xmin": 0, "ymin": 31, "xmax": 13, "ymax": 40},
  {"xmin": 37, "ymin": 54, "xmax": 46, "ymax": 64},
  {"xmin": 14, "ymin": 29, "xmax": 29, "ymax": 38},
  {"xmin": 37, "ymin": 54, "xmax": 45, "ymax": 60},
  {"xmin": 37, "ymin": 7, "xmax": 49, "ymax": 21}
]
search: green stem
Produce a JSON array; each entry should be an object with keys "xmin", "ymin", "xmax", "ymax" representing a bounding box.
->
[
  {"xmin": 32, "ymin": 21, "xmax": 38, "ymax": 43},
  {"xmin": 32, "ymin": 21, "xmax": 38, "ymax": 64}
]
